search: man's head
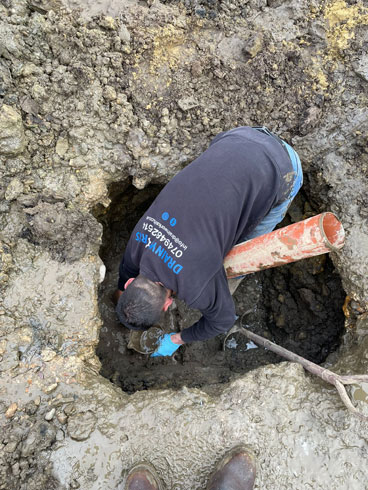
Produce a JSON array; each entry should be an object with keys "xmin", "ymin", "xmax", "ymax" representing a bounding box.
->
[{"xmin": 116, "ymin": 274, "xmax": 173, "ymax": 331}]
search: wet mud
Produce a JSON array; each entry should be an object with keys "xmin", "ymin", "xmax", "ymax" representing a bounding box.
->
[{"xmin": 1, "ymin": 0, "xmax": 368, "ymax": 488}]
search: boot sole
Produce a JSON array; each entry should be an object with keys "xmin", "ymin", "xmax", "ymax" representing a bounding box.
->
[{"xmin": 121, "ymin": 462, "xmax": 165, "ymax": 490}]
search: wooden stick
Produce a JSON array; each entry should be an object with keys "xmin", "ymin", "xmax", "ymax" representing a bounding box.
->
[{"xmin": 227, "ymin": 316, "xmax": 368, "ymax": 421}]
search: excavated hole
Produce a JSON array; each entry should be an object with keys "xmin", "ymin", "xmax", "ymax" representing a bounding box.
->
[{"xmin": 94, "ymin": 180, "xmax": 346, "ymax": 394}]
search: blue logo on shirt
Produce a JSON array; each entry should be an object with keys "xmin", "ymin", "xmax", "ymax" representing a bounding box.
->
[
  {"xmin": 135, "ymin": 232, "xmax": 183, "ymax": 275},
  {"xmin": 161, "ymin": 212, "xmax": 177, "ymax": 227}
]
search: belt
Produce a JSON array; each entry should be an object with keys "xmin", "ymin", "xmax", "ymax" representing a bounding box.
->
[{"xmin": 253, "ymin": 126, "xmax": 290, "ymax": 160}]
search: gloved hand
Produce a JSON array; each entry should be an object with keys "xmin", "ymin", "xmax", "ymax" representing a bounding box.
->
[{"xmin": 151, "ymin": 333, "xmax": 181, "ymax": 357}]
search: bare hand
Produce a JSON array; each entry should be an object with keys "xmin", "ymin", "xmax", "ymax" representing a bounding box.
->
[{"xmin": 170, "ymin": 333, "xmax": 185, "ymax": 345}]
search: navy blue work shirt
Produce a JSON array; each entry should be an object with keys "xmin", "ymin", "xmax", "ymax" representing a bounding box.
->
[{"xmin": 118, "ymin": 127, "xmax": 292, "ymax": 342}]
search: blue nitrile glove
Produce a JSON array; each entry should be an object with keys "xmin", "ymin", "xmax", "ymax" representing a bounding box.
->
[{"xmin": 151, "ymin": 333, "xmax": 180, "ymax": 357}]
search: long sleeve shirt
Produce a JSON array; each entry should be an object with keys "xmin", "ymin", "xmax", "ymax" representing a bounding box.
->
[{"xmin": 118, "ymin": 126, "xmax": 293, "ymax": 342}]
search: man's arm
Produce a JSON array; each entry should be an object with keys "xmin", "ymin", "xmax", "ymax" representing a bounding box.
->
[
  {"xmin": 152, "ymin": 270, "xmax": 234, "ymax": 356},
  {"xmin": 180, "ymin": 269, "xmax": 236, "ymax": 343},
  {"xmin": 117, "ymin": 239, "xmax": 140, "ymax": 290},
  {"xmin": 113, "ymin": 239, "xmax": 140, "ymax": 305}
]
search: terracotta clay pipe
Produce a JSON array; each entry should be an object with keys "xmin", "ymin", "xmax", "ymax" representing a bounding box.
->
[{"xmin": 224, "ymin": 212, "xmax": 345, "ymax": 278}]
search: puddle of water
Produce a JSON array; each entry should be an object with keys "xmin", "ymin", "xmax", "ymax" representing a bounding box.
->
[{"xmin": 351, "ymin": 382, "xmax": 368, "ymax": 403}]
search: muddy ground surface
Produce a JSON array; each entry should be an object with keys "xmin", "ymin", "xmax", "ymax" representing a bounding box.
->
[{"xmin": 1, "ymin": 0, "xmax": 368, "ymax": 488}]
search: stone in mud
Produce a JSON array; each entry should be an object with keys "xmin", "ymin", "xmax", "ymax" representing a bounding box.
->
[
  {"xmin": 45, "ymin": 408, "xmax": 56, "ymax": 421},
  {"xmin": 4, "ymin": 441, "xmax": 19, "ymax": 453},
  {"xmin": 132, "ymin": 175, "xmax": 150, "ymax": 190},
  {"xmin": 298, "ymin": 106, "xmax": 322, "ymax": 135},
  {"xmin": 55, "ymin": 137, "xmax": 69, "ymax": 157},
  {"xmin": 177, "ymin": 96, "xmax": 199, "ymax": 111},
  {"xmin": 44, "ymin": 383, "xmax": 58, "ymax": 394},
  {"xmin": 67, "ymin": 410, "xmax": 97, "ymax": 441},
  {"xmin": 0, "ymin": 60, "xmax": 12, "ymax": 97},
  {"xmin": 103, "ymin": 85, "xmax": 117, "ymax": 101},
  {"xmin": 24, "ymin": 400, "xmax": 39, "ymax": 416},
  {"xmin": 243, "ymin": 33, "xmax": 263, "ymax": 58},
  {"xmin": 353, "ymin": 53, "xmax": 368, "ymax": 82},
  {"xmin": 126, "ymin": 128, "xmax": 150, "ymax": 159},
  {"xmin": 119, "ymin": 24, "xmax": 131, "ymax": 43},
  {"xmin": 4, "ymin": 178, "xmax": 24, "ymax": 201},
  {"xmin": 56, "ymin": 429, "xmax": 64, "ymax": 441},
  {"xmin": 0, "ymin": 243, "xmax": 12, "ymax": 283},
  {"xmin": 0, "ymin": 336, "xmax": 19, "ymax": 372},
  {"xmin": 0, "ymin": 105, "xmax": 26, "ymax": 156},
  {"xmin": 21, "ymin": 421, "xmax": 57, "ymax": 457},
  {"xmin": 5, "ymin": 403, "xmax": 18, "ymax": 419},
  {"xmin": 56, "ymin": 411, "xmax": 68, "ymax": 424},
  {"xmin": 99, "ymin": 16, "xmax": 116, "ymax": 30},
  {"xmin": 42, "ymin": 172, "xmax": 81, "ymax": 201},
  {"xmin": 41, "ymin": 348, "xmax": 57, "ymax": 362},
  {"xmin": 0, "ymin": 24, "xmax": 21, "ymax": 60},
  {"xmin": 20, "ymin": 95, "xmax": 40, "ymax": 115}
]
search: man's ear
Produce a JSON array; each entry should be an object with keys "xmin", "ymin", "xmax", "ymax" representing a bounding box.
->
[
  {"xmin": 162, "ymin": 296, "xmax": 173, "ymax": 312},
  {"xmin": 124, "ymin": 278, "xmax": 135, "ymax": 290}
]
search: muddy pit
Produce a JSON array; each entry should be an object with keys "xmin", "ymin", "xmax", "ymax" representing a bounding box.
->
[{"xmin": 95, "ymin": 182, "xmax": 346, "ymax": 394}]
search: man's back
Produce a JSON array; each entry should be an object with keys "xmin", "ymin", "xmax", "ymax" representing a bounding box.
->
[{"xmin": 121, "ymin": 126, "xmax": 291, "ymax": 307}]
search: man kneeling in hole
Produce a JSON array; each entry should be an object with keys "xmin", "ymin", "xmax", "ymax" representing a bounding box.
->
[{"xmin": 114, "ymin": 127, "xmax": 303, "ymax": 357}]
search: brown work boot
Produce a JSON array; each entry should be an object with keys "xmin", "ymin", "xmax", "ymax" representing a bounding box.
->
[
  {"xmin": 206, "ymin": 446, "xmax": 256, "ymax": 490},
  {"xmin": 123, "ymin": 462, "xmax": 164, "ymax": 490}
]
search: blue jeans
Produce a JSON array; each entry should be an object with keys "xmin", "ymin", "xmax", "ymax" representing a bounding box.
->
[{"xmin": 242, "ymin": 141, "xmax": 303, "ymax": 241}]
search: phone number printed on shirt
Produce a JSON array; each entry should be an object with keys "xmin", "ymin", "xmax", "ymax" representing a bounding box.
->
[
  {"xmin": 135, "ymin": 231, "xmax": 183, "ymax": 275},
  {"xmin": 141, "ymin": 223, "xmax": 184, "ymax": 258}
]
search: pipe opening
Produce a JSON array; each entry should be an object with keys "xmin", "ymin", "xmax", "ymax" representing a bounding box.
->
[
  {"xmin": 94, "ymin": 186, "xmax": 346, "ymax": 394},
  {"xmin": 321, "ymin": 212, "xmax": 345, "ymax": 250}
]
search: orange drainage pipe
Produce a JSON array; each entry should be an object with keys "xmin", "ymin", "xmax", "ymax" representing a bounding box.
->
[{"xmin": 224, "ymin": 212, "xmax": 345, "ymax": 279}]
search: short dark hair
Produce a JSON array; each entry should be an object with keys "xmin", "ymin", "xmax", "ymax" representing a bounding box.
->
[{"xmin": 115, "ymin": 275, "xmax": 167, "ymax": 330}]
